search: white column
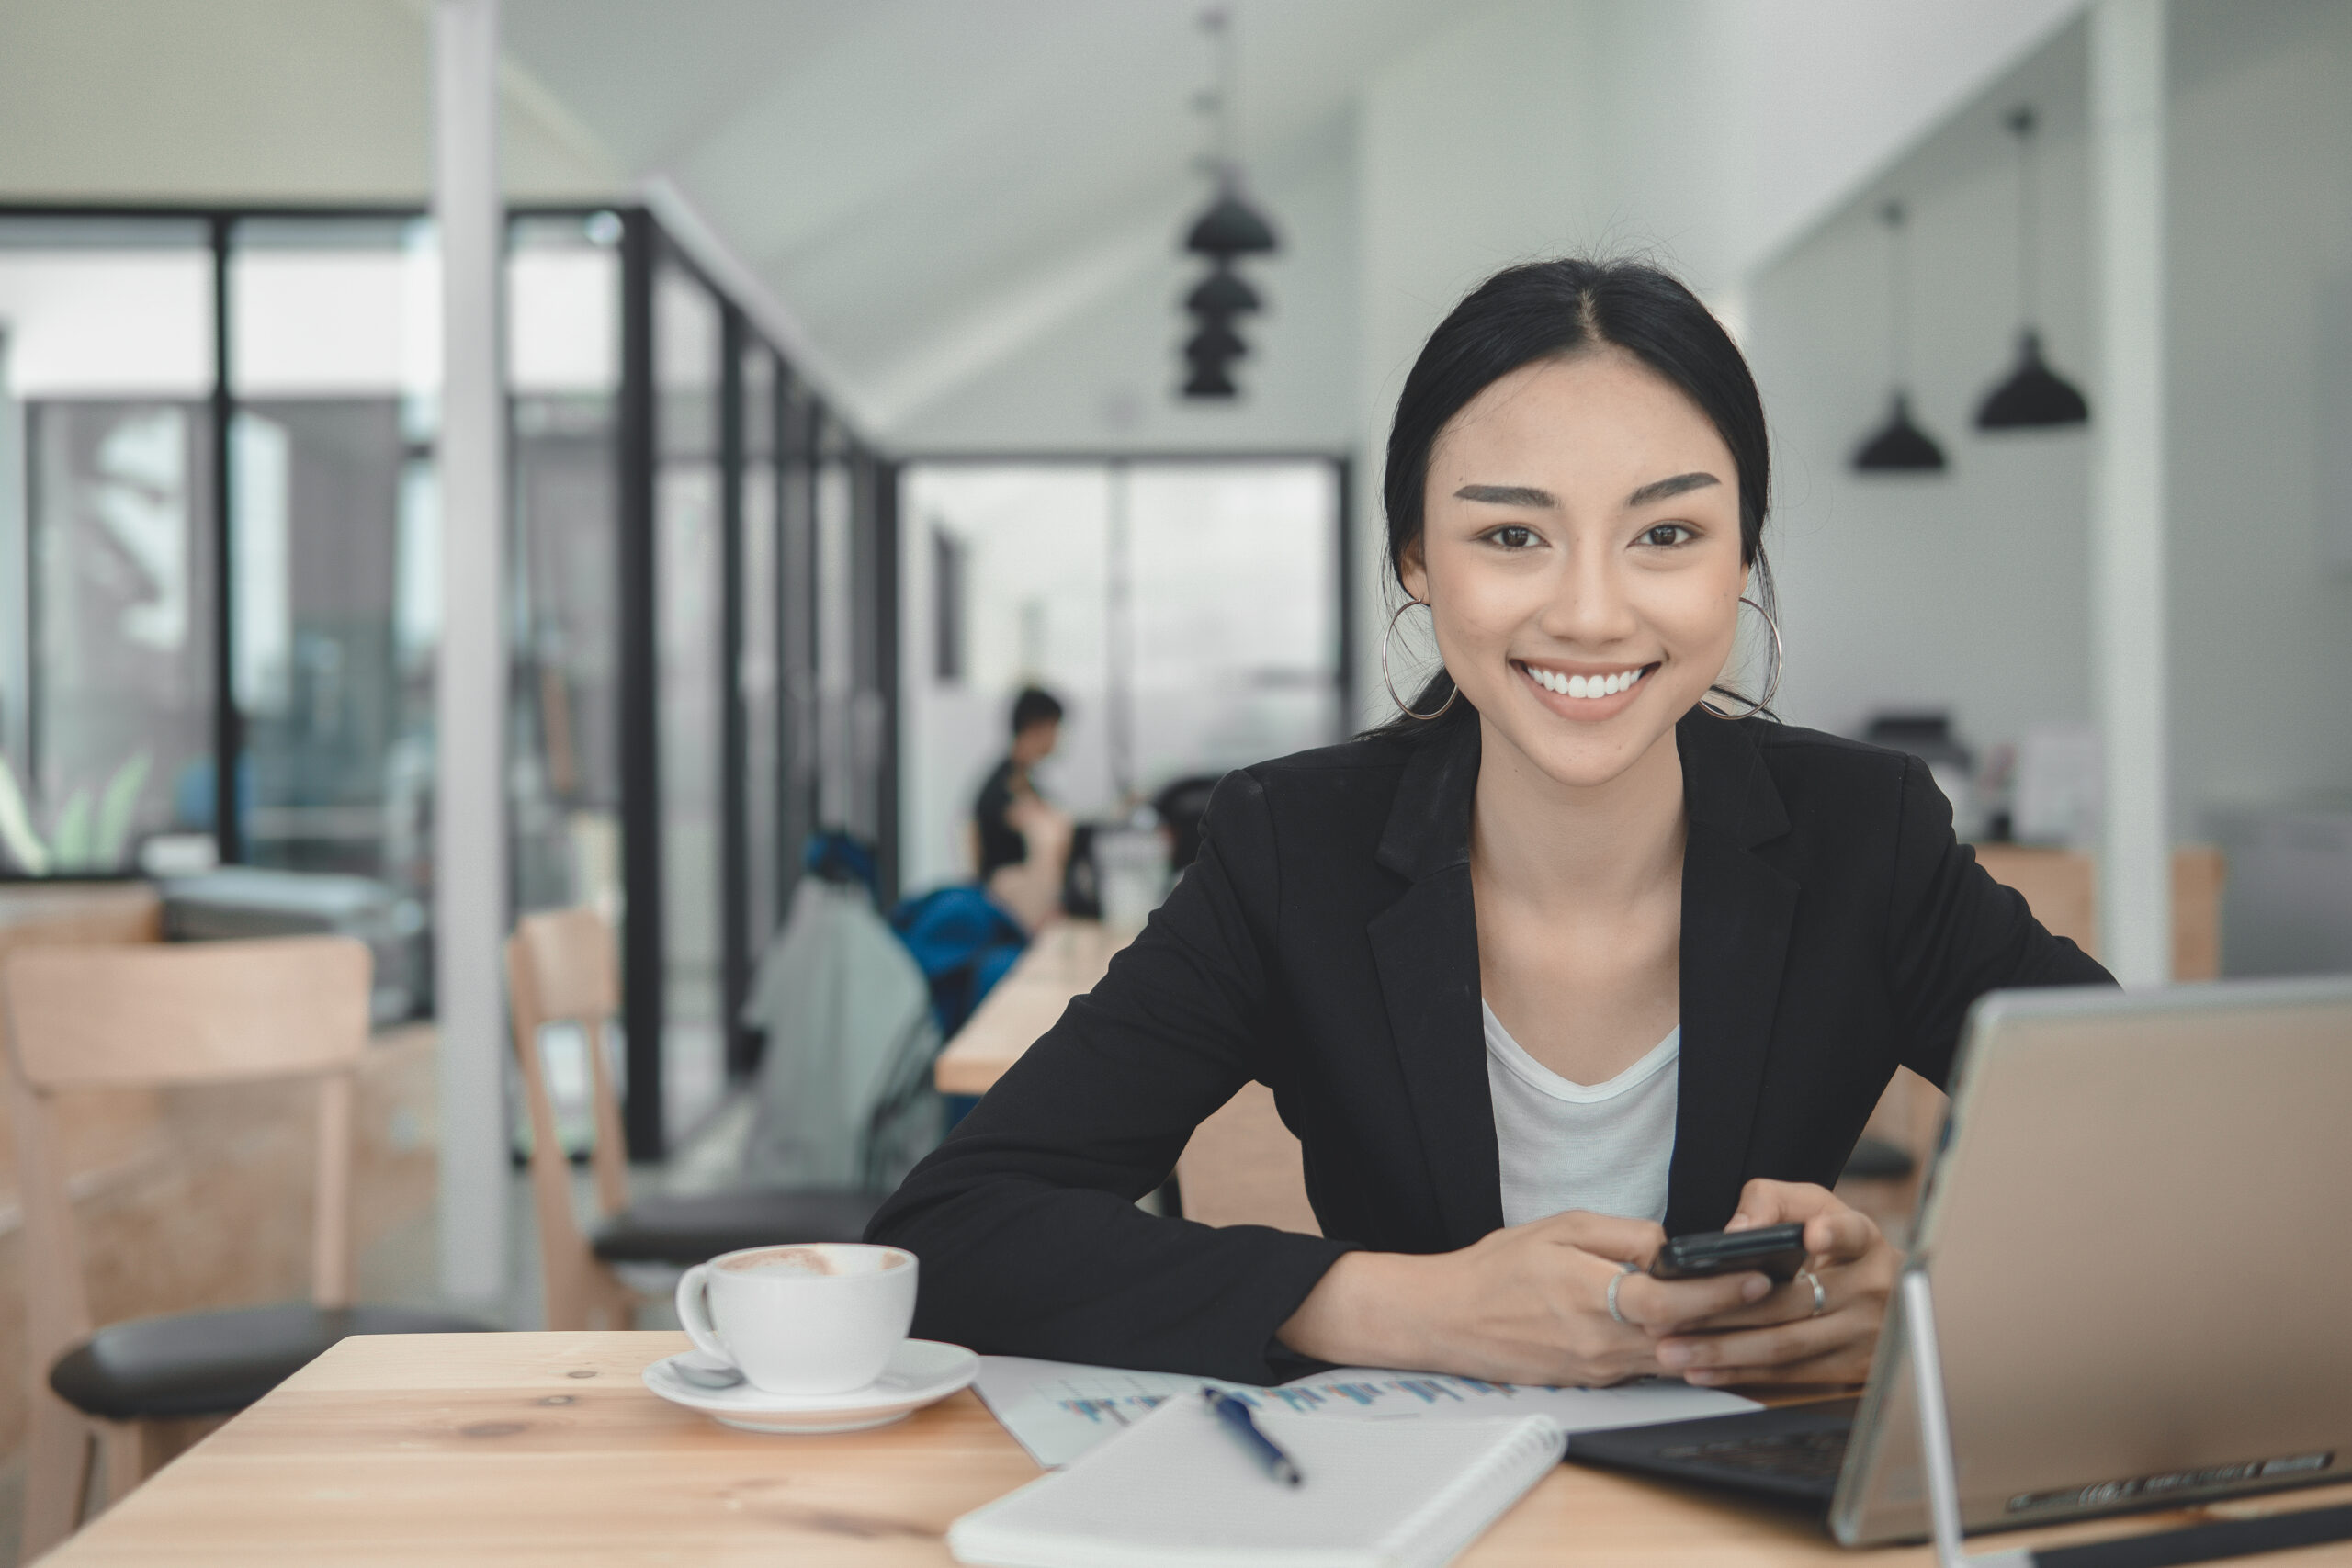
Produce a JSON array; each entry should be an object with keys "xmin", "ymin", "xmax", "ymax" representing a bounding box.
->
[
  {"xmin": 432, "ymin": 0, "xmax": 510, "ymax": 1303},
  {"xmin": 2089, "ymin": 0, "xmax": 2171, "ymax": 987}
]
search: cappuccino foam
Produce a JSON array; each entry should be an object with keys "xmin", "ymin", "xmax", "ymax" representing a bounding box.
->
[{"xmin": 721, "ymin": 1246, "xmax": 838, "ymax": 1277}]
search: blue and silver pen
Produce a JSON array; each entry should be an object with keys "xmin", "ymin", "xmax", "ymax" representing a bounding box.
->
[{"xmin": 1203, "ymin": 1387, "xmax": 1305, "ymax": 1487}]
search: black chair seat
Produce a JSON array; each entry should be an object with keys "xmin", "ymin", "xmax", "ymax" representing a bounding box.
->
[
  {"xmin": 51, "ymin": 1303, "xmax": 486, "ymax": 1421},
  {"xmin": 589, "ymin": 1187, "xmax": 882, "ymax": 1267},
  {"xmin": 1840, "ymin": 1134, "xmax": 1917, "ymax": 1182}
]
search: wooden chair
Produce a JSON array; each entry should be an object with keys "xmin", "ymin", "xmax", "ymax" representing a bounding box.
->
[
  {"xmin": 1969, "ymin": 843, "xmax": 2226, "ymax": 983},
  {"xmin": 505, "ymin": 907, "xmax": 880, "ymax": 1331},
  {"xmin": 4, "ymin": 935, "xmax": 481, "ymax": 1559}
]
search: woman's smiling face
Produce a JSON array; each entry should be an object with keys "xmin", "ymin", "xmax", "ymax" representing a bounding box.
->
[{"xmin": 1402, "ymin": 348, "xmax": 1749, "ymax": 791}]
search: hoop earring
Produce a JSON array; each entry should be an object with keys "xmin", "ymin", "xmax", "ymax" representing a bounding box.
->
[
  {"xmin": 1381, "ymin": 598, "xmax": 1459, "ymax": 721},
  {"xmin": 1700, "ymin": 595, "xmax": 1784, "ymax": 721}
]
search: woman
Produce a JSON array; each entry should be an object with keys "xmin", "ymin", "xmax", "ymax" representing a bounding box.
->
[{"xmin": 867, "ymin": 258, "xmax": 2109, "ymax": 1390}]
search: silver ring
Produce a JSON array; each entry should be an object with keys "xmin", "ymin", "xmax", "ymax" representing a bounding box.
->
[
  {"xmin": 1800, "ymin": 1268, "xmax": 1826, "ymax": 1318},
  {"xmin": 1607, "ymin": 1262, "xmax": 1639, "ymax": 1325}
]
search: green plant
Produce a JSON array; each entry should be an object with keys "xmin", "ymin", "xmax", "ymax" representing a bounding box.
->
[{"xmin": 0, "ymin": 751, "xmax": 152, "ymax": 875}]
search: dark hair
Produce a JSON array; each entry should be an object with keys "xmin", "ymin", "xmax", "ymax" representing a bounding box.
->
[
  {"xmin": 1010, "ymin": 685, "xmax": 1064, "ymax": 735},
  {"xmin": 1371, "ymin": 258, "xmax": 1773, "ymax": 738}
]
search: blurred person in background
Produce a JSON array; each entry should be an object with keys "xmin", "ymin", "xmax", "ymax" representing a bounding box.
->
[{"xmin": 976, "ymin": 686, "xmax": 1071, "ymax": 930}]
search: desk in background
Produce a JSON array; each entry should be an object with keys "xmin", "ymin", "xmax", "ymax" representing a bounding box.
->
[
  {"xmin": 933, "ymin": 919, "xmax": 1133, "ymax": 1098},
  {"xmin": 45, "ymin": 1331, "xmax": 2352, "ymax": 1566}
]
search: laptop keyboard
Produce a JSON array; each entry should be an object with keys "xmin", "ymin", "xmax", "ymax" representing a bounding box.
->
[{"xmin": 1655, "ymin": 1427, "xmax": 1850, "ymax": 1484}]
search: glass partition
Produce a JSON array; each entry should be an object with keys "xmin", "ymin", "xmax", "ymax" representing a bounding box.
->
[
  {"xmin": 1127, "ymin": 462, "xmax": 1341, "ymax": 788},
  {"xmin": 897, "ymin": 457, "xmax": 1343, "ymax": 896},
  {"xmin": 226, "ymin": 217, "xmax": 437, "ymax": 927},
  {"xmin": 814, "ymin": 418, "xmax": 894, "ymax": 868},
  {"xmin": 3, "ymin": 199, "xmax": 873, "ymax": 1155},
  {"xmin": 509, "ymin": 211, "xmax": 622, "ymax": 920},
  {"xmin": 653, "ymin": 246, "xmax": 726, "ymax": 1139},
  {"xmin": 0, "ymin": 216, "xmax": 216, "ymax": 878},
  {"xmin": 775, "ymin": 381, "xmax": 821, "ymax": 921},
  {"xmin": 737, "ymin": 340, "xmax": 779, "ymax": 1065}
]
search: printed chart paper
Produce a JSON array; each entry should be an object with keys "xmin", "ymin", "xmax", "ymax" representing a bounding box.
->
[{"xmin": 973, "ymin": 1354, "xmax": 1759, "ymax": 1467}]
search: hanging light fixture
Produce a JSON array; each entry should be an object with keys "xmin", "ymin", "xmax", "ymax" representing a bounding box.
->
[
  {"xmin": 1853, "ymin": 201, "xmax": 1950, "ymax": 473},
  {"xmin": 1182, "ymin": 359, "xmax": 1239, "ymax": 400},
  {"xmin": 1183, "ymin": 318, "xmax": 1250, "ymax": 364},
  {"xmin": 1185, "ymin": 260, "xmax": 1262, "ymax": 318},
  {"xmin": 1181, "ymin": 317, "xmax": 1247, "ymax": 400},
  {"xmin": 1976, "ymin": 107, "xmax": 2089, "ymax": 430},
  {"xmin": 1184, "ymin": 187, "xmax": 1277, "ymax": 259},
  {"xmin": 1178, "ymin": 8, "xmax": 1277, "ymax": 399}
]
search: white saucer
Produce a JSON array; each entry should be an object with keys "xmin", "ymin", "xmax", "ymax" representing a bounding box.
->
[{"xmin": 642, "ymin": 1339, "xmax": 978, "ymax": 1434}]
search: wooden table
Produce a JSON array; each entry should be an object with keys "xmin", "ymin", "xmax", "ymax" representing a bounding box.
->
[
  {"xmin": 45, "ymin": 1332, "xmax": 2352, "ymax": 1565},
  {"xmin": 933, "ymin": 919, "xmax": 1134, "ymax": 1096}
]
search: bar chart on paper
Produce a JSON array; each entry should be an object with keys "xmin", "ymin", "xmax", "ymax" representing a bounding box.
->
[
  {"xmin": 1261, "ymin": 1372, "xmax": 1531, "ymax": 1413},
  {"xmin": 972, "ymin": 1356, "xmax": 1758, "ymax": 1467}
]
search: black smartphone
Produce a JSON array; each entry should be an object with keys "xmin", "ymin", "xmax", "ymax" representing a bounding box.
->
[{"xmin": 1648, "ymin": 1222, "xmax": 1810, "ymax": 1282}]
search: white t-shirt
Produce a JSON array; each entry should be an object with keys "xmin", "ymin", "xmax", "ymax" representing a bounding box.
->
[{"xmin": 1483, "ymin": 1000, "xmax": 1679, "ymax": 1227}]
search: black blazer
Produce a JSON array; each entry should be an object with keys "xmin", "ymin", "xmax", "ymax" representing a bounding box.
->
[{"xmin": 868, "ymin": 713, "xmax": 2111, "ymax": 1383}]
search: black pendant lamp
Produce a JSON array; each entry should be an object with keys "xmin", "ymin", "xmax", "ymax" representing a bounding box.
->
[
  {"xmin": 1182, "ymin": 359, "xmax": 1239, "ymax": 399},
  {"xmin": 1184, "ymin": 182, "xmax": 1277, "ymax": 259},
  {"xmin": 1853, "ymin": 201, "xmax": 1949, "ymax": 473},
  {"xmin": 1185, "ymin": 260, "xmax": 1261, "ymax": 317},
  {"xmin": 1180, "ymin": 317, "xmax": 1248, "ymax": 400},
  {"xmin": 1976, "ymin": 108, "xmax": 2089, "ymax": 430},
  {"xmin": 1178, "ymin": 8, "xmax": 1278, "ymax": 399},
  {"xmin": 1183, "ymin": 318, "xmax": 1249, "ymax": 364},
  {"xmin": 1855, "ymin": 395, "xmax": 1949, "ymax": 470}
]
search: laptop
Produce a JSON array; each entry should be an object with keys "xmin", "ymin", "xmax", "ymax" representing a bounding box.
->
[{"xmin": 1570, "ymin": 976, "xmax": 2352, "ymax": 1548}]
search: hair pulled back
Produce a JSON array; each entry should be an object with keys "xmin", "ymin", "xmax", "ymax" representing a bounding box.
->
[{"xmin": 1374, "ymin": 258, "xmax": 1773, "ymax": 737}]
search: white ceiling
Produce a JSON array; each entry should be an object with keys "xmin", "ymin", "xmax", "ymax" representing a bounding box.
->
[
  {"xmin": 501, "ymin": 0, "xmax": 1460, "ymax": 434},
  {"xmin": 0, "ymin": 0, "xmax": 2089, "ymax": 446}
]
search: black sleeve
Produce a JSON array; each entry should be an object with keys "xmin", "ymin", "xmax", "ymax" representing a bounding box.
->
[
  {"xmin": 868, "ymin": 770, "xmax": 1359, "ymax": 1383},
  {"xmin": 1883, "ymin": 755, "xmax": 2115, "ymax": 1089}
]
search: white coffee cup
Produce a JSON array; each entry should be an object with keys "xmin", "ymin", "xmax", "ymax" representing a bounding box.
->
[{"xmin": 674, "ymin": 1242, "xmax": 918, "ymax": 1396}]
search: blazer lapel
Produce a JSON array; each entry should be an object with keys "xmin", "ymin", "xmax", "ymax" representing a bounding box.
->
[
  {"xmin": 1665, "ymin": 716, "xmax": 1801, "ymax": 1235},
  {"xmin": 1368, "ymin": 724, "xmax": 1505, "ymax": 1249},
  {"xmin": 1364, "ymin": 715, "xmax": 1802, "ymax": 1246}
]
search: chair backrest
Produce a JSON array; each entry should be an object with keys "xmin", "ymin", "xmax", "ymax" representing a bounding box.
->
[
  {"xmin": 1974, "ymin": 843, "xmax": 2228, "ymax": 982},
  {"xmin": 0, "ymin": 934, "xmax": 373, "ymax": 1392},
  {"xmin": 509, "ymin": 905, "xmax": 620, "ymax": 1025},
  {"xmin": 1175, "ymin": 1081, "xmax": 1321, "ymax": 1235},
  {"xmin": 0, "ymin": 886, "xmax": 167, "ymax": 1234},
  {"xmin": 505, "ymin": 907, "xmax": 630, "ymax": 1326},
  {"xmin": 3, "ymin": 935, "xmax": 370, "ymax": 1089}
]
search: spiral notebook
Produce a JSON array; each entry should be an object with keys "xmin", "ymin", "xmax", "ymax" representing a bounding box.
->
[{"xmin": 947, "ymin": 1392, "xmax": 1566, "ymax": 1568}]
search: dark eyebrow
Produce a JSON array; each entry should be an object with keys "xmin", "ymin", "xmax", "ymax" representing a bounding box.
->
[
  {"xmin": 1626, "ymin": 471, "xmax": 1720, "ymax": 507},
  {"xmin": 1452, "ymin": 483, "xmax": 1558, "ymax": 508}
]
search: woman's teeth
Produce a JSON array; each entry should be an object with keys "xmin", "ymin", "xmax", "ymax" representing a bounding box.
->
[{"xmin": 1524, "ymin": 664, "xmax": 1645, "ymax": 700}]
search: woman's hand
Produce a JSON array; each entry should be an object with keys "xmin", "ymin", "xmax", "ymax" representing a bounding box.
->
[
  {"xmin": 1279, "ymin": 1212, "xmax": 1774, "ymax": 1387},
  {"xmin": 1652, "ymin": 1179, "xmax": 1899, "ymax": 1387}
]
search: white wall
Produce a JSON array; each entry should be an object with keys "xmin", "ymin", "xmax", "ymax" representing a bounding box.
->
[
  {"xmin": 1747, "ymin": 0, "xmax": 2352, "ymax": 837},
  {"xmin": 888, "ymin": 113, "xmax": 1360, "ymax": 457},
  {"xmin": 0, "ymin": 0, "xmax": 622, "ymax": 201},
  {"xmin": 1746, "ymin": 27, "xmax": 2098, "ymax": 769},
  {"xmin": 2164, "ymin": 0, "xmax": 2352, "ymax": 824},
  {"xmin": 1342, "ymin": 0, "xmax": 2091, "ymax": 728},
  {"xmin": 1578, "ymin": 0, "xmax": 2086, "ymax": 299}
]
